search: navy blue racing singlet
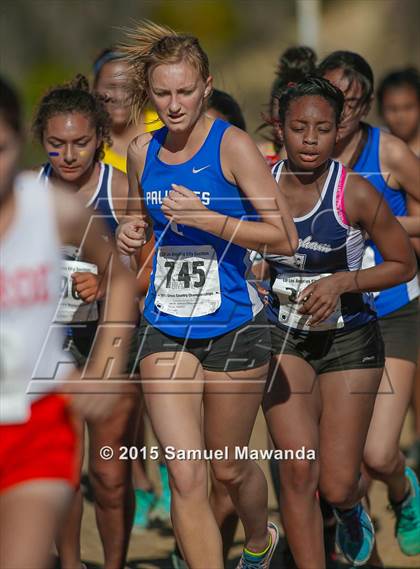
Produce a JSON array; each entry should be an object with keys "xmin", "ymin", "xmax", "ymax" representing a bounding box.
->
[
  {"xmin": 39, "ymin": 162, "xmax": 119, "ymax": 235},
  {"xmin": 266, "ymin": 159, "xmax": 376, "ymax": 333},
  {"xmin": 39, "ymin": 162, "xmax": 118, "ymax": 326}
]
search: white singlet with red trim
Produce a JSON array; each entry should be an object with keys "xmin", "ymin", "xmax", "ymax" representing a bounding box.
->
[{"xmin": 0, "ymin": 173, "xmax": 73, "ymax": 424}]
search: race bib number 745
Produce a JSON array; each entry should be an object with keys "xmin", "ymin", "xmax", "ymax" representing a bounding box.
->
[{"xmin": 154, "ymin": 245, "xmax": 221, "ymax": 318}]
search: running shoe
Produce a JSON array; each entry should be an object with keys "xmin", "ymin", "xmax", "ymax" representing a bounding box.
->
[
  {"xmin": 133, "ymin": 488, "xmax": 156, "ymax": 531},
  {"xmin": 236, "ymin": 522, "xmax": 280, "ymax": 568},
  {"xmin": 389, "ymin": 466, "xmax": 420, "ymax": 556},
  {"xmin": 152, "ymin": 463, "xmax": 171, "ymax": 522},
  {"xmin": 333, "ymin": 503, "xmax": 375, "ymax": 566},
  {"xmin": 406, "ymin": 439, "xmax": 420, "ymax": 471}
]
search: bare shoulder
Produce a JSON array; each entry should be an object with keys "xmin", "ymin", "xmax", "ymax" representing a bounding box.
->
[
  {"xmin": 345, "ymin": 167, "xmax": 377, "ymax": 202},
  {"xmin": 380, "ymin": 129, "xmax": 415, "ymax": 167},
  {"xmin": 221, "ymin": 125, "xmax": 267, "ymax": 173},
  {"xmin": 344, "ymin": 167, "xmax": 384, "ymax": 225},
  {"xmin": 128, "ymin": 131, "xmax": 154, "ymax": 162},
  {"xmin": 221, "ymin": 125, "xmax": 257, "ymax": 154}
]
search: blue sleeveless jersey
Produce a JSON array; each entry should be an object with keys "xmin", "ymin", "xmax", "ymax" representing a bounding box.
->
[
  {"xmin": 354, "ymin": 125, "xmax": 419, "ymax": 317},
  {"xmin": 266, "ymin": 159, "xmax": 375, "ymax": 332},
  {"xmin": 39, "ymin": 162, "xmax": 119, "ymax": 235},
  {"xmin": 141, "ymin": 119, "xmax": 263, "ymax": 339}
]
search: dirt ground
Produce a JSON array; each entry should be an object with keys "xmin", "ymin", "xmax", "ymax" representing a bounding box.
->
[{"xmin": 80, "ymin": 411, "xmax": 420, "ymax": 569}]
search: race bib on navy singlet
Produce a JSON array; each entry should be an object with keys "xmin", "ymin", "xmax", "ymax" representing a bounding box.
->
[
  {"xmin": 273, "ymin": 273, "xmax": 344, "ymax": 331},
  {"xmin": 154, "ymin": 245, "xmax": 221, "ymax": 317},
  {"xmin": 55, "ymin": 260, "xmax": 99, "ymax": 323}
]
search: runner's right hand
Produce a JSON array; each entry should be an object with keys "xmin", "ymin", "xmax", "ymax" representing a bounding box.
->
[
  {"xmin": 72, "ymin": 272, "xmax": 104, "ymax": 303},
  {"xmin": 116, "ymin": 217, "xmax": 148, "ymax": 255}
]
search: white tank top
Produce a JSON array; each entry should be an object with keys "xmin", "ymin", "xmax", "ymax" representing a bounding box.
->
[{"xmin": 0, "ymin": 173, "xmax": 73, "ymax": 424}]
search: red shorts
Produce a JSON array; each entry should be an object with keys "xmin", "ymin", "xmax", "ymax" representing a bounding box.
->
[{"xmin": 0, "ymin": 394, "xmax": 79, "ymax": 492}]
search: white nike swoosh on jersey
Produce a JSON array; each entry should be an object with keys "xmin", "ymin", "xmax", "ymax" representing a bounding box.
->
[{"xmin": 192, "ymin": 165, "xmax": 211, "ymax": 174}]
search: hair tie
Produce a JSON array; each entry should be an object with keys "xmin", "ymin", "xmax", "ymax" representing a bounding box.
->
[{"xmin": 287, "ymin": 81, "xmax": 297, "ymax": 87}]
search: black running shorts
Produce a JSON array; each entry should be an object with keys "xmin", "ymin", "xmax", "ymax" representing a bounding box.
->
[
  {"xmin": 378, "ymin": 299, "xmax": 419, "ymax": 363},
  {"xmin": 270, "ymin": 320, "xmax": 385, "ymax": 375},
  {"xmin": 138, "ymin": 309, "xmax": 271, "ymax": 372}
]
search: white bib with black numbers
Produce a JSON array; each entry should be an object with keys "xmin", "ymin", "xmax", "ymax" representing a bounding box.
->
[
  {"xmin": 154, "ymin": 245, "xmax": 221, "ymax": 317},
  {"xmin": 55, "ymin": 260, "xmax": 99, "ymax": 323},
  {"xmin": 272, "ymin": 273, "xmax": 344, "ymax": 331}
]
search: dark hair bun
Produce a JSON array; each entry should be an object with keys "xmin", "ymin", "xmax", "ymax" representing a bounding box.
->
[
  {"xmin": 277, "ymin": 75, "xmax": 344, "ymax": 126},
  {"xmin": 69, "ymin": 74, "xmax": 90, "ymax": 92},
  {"xmin": 277, "ymin": 46, "xmax": 317, "ymax": 84},
  {"xmin": 32, "ymin": 75, "xmax": 112, "ymax": 162}
]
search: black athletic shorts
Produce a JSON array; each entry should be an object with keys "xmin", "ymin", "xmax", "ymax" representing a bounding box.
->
[
  {"xmin": 270, "ymin": 319, "xmax": 385, "ymax": 375},
  {"xmin": 138, "ymin": 309, "xmax": 271, "ymax": 372},
  {"xmin": 378, "ymin": 299, "xmax": 419, "ymax": 363},
  {"xmin": 65, "ymin": 322, "xmax": 141, "ymax": 375}
]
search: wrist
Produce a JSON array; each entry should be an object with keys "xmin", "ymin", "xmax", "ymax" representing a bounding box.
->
[
  {"xmin": 197, "ymin": 208, "xmax": 223, "ymax": 233},
  {"xmin": 332, "ymin": 271, "xmax": 354, "ymax": 294}
]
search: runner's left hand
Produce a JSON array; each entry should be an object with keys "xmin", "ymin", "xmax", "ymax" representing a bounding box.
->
[
  {"xmin": 161, "ymin": 184, "xmax": 208, "ymax": 227},
  {"xmin": 297, "ymin": 275, "xmax": 342, "ymax": 326}
]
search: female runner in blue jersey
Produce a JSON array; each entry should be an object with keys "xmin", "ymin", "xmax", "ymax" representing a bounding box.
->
[
  {"xmin": 116, "ymin": 21, "xmax": 297, "ymax": 569},
  {"xmin": 377, "ymin": 67, "xmax": 420, "ymax": 474},
  {"xmin": 319, "ymin": 52, "xmax": 420, "ymax": 562},
  {"xmin": 262, "ymin": 75, "xmax": 416, "ymax": 568},
  {"xmin": 33, "ymin": 77, "xmax": 138, "ymax": 569}
]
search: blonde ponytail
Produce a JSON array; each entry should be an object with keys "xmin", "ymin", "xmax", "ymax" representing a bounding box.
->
[{"xmin": 119, "ymin": 20, "xmax": 210, "ymax": 124}]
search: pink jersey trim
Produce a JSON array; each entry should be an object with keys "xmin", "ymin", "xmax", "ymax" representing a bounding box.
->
[{"xmin": 336, "ymin": 166, "xmax": 349, "ymax": 226}]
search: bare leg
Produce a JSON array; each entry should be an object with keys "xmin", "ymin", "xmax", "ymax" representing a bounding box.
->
[
  {"xmin": 88, "ymin": 393, "xmax": 138, "ymax": 569},
  {"xmin": 318, "ymin": 367, "xmax": 382, "ymax": 508},
  {"xmin": 57, "ymin": 418, "xmax": 84, "ymax": 569},
  {"xmin": 264, "ymin": 355, "xmax": 324, "ymax": 569},
  {"xmin": 364, "ymin": 358, "xmax": 416, "ymax": 502},
  {"xmin": 1, "ymin": 481, "xmax": 73, "ymax": 569},
  {"xmin": 141, "ymin": 351, "xmax": 223, "ymax": 569},
  {"xmin": 173, "ymin": 447, "xmax": 239, "ymax": 563},
  {"xmin": 209, "ymin": 472, "xmax": 239, "ymax": 562},
  {"xmin": 57, "ymin": 487, "xmax": 84, "ymax": 569},
  {"xmin": 205, "ymin": 364, "xmax": 270, "ymax": 554},
  {"xmin": 132, "ymin": 396, "xmax": 154, "ymax": 492}
]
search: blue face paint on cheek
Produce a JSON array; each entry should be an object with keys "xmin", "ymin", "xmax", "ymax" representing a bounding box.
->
[{"xmin": 48, "ymin": 151, "xmax": 59, "ymax": 157}]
